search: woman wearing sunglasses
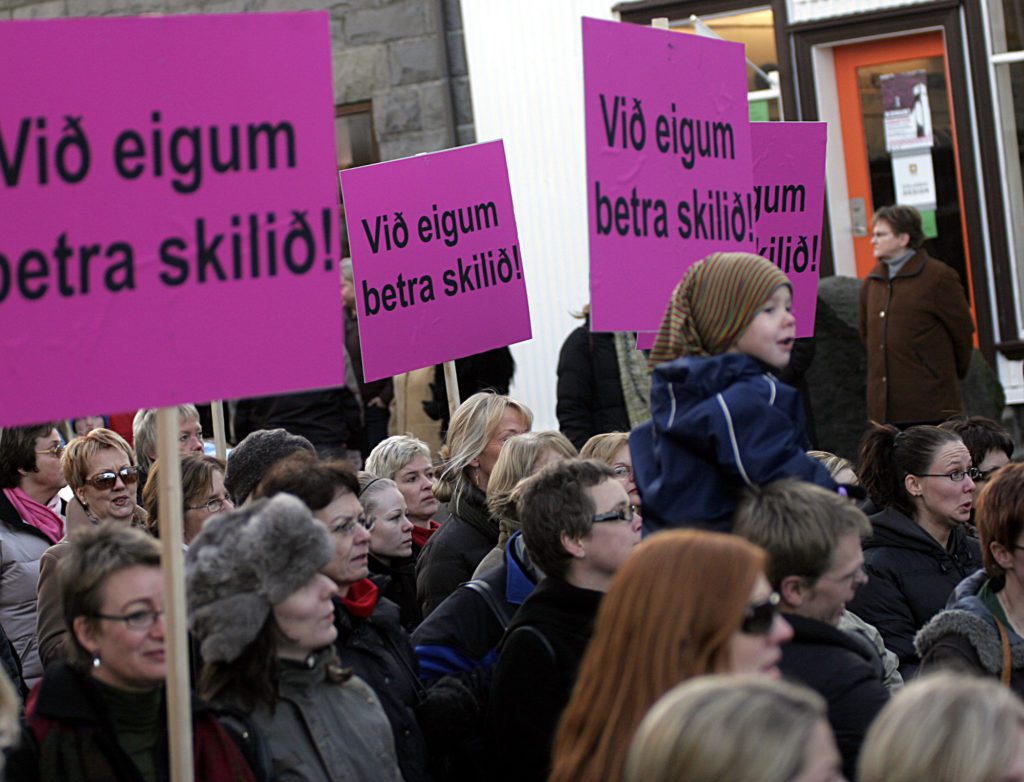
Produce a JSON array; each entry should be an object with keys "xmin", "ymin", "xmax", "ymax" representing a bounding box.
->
[
  {"xmin": 848, "ymin": 423, "xmax": 983, "ymax": 678},
  {"xmin": 0, "ymin": 421, "xmax": 67, "ymax": 687},
  {"xmin": 548, "ymin": 529, "xmax": 792, "ymax": 782},
  {"xmin": 17, "ymin": 523, "xmax": 255, "ymax": 781},
  {"xmin": 37, "ymin": 428, "xmax": 149, "ymax": 669}
]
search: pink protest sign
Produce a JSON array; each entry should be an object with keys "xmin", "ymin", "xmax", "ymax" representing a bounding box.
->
[
  {"xmin": 584, "ymin": 17, "xmax": 754, "ymax": 333},
  {"xmin": 0, "ymin": 13, "xmax": 341, "ymax": 428},
  {"xmin": 752, "ymin": 122, "xmax": 827, "ymax": 338},
  {"xmin": 340, "ymin": 141, "xmax": 530, "ymax": 382}
]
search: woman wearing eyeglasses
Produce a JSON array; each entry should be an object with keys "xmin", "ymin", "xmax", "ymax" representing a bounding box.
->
[
  {"xmin": 37, "ymin": 427, "xmax": 148, "ymax": 669},
  {"xmin": 253, "ymin": 455, "xmax": 431, "ymax": 782},
  {"xmin": 580, "ymin": 432, "xmax": 641, "ymax": 510},
  {"xmin": 0, "ymin": 422, "xmax": 67, "ymax": 687},
  {"xmin": 141, "ymin": 454, "xmax": 232, "ymax": 546},
  {"xmin": 918, "ymin": 463, "xmax": 1024, "ymax": 696},
  {"xmin": 20, "ymin": 523, "xmax": 255, "ymax": 781},
  {"xmin": 848, "ymin": 423, "xmax": 982, "ymax": 678},
  {"xmin": 548, "ymin": 529, "xmax": 792, "ymax": 782}
]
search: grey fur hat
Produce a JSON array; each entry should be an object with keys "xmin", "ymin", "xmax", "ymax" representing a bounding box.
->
[
  {"xmin": 224, "ymin": 428, "xmax": 316, "ymax": 505},
  {"xmin": 185, "ymin": 493, "xmax": 333, "ymax": 664}
]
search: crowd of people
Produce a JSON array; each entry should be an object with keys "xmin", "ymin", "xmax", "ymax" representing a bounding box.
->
[{"xmin": 0, "ymin": 237, "xmax": 1019, "ymax": 782}]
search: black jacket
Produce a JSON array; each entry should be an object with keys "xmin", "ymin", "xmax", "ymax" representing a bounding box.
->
[
  {"xmin": 779, "ymin": 614, "xmax": 890, "ymax": 780},
  {"xmin": 487, "ymin": 578, "xmax": 603, "ymax": 782},
  {"xmin": 332, "ymin": 588, "xmax": 432, "ymax": 782},
  {"xmin": 846, "ymin": 507, "xmax": 982, "ymax": 677},
  {"xmin": 412, "ymin": 532, "xmax": 539, "ymax": 682},
  {"xmin": 416, "ymin": 487, "xmax": 498, "ymax": 618},
  {"xmin": 369, "ymin": 554, "xmax": 422, "ymax": 634},
  {"xmin": 555, "ymin": 324, "xmax": 629, "ymax": 451}
]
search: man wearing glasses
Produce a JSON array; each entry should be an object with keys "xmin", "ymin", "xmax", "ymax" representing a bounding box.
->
[
  {"xmin": 735, "ymin": 479, "xmax": 890, "ymax": 781},
  {"xmin": 486, "ymin": 459, "xmax": 641, "ymax": 782}
]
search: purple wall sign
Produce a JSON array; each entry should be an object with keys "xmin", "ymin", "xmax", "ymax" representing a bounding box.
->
[
  {"xmin": 340, "ymin": 141, "xmax": 531, "ymax": 382},
  {"xmin": 752, "ymin": 122, "xmax": 827, "ymax": 338},
  {"xmin": 583, "ymin": 17, "xmax": 754, "ymax": 333},
  {"xmin": 0, "ymin": 13, "xmax": 341, "ymax": 427}
]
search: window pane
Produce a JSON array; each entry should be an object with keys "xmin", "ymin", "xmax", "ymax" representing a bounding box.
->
[
  {"xmin": 994, "ymin": 61, "xmax": 1024, "ymax": 334},
  {"xmin": 991, "ymin": 1, "xmax": 1024, "ymax": 54},
  {"xmin": 674, "ymin": 8, "xmax": 777, "ymax": 92}
]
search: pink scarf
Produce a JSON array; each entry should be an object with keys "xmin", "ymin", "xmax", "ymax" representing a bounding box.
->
[{"xmin": 3, "ymin": 487, "xmax": 63, "ymax": 544}]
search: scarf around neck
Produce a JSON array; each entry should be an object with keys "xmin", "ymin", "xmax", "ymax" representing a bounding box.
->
[{"xmin": 3, "ymin": 487, "xmax": 63, "ymax": 544}]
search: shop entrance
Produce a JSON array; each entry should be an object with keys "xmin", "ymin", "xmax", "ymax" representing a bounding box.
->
[{"xmin": 832, "ymin": 31, "xmax": 977, "ymax": 316}]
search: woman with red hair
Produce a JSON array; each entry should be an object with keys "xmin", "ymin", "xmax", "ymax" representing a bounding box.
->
[{"xmin": 549, "ymin": 529, "xmax": 792, "ymax": 782}]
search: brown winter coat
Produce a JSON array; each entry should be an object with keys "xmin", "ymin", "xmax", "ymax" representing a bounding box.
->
[{"xmin": 859, "ymin": 249, "xmax": 974, "ymax": 425}]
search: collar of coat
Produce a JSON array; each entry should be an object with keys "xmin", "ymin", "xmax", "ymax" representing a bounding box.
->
[{"xmin": 866, "ymin": 248, "xmax": 928, "ymax": 282}]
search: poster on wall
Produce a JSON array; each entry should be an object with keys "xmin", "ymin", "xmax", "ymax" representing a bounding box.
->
[{"xmin": 880, "ymin": 69, "xmax": 933, "ymax": 152}]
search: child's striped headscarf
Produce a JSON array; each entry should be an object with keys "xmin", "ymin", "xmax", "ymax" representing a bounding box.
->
[{"xmin": 648, "ymin": 252, "xmax": 791, "ymax": 370}]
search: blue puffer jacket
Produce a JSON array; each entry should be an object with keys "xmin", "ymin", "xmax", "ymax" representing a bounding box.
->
[{"xmin": 631, "ymin": 352, "xmax": 836, "ymax": 533}]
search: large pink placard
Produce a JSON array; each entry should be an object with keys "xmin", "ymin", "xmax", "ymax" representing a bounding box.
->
[
  {"xmin": 0, "ymin": 13, "xmax": 342, "ymax": 428},
  {"xmin": 340, "ymin": 141, "xmax": 531, "ymax": 382},
  {"xmin": 583, "ymin": 17, "xmax": 755, "ymax": 333},
  {"xmin": 752, "ymin": 122, "xmax": 827, "ymax": 338}
]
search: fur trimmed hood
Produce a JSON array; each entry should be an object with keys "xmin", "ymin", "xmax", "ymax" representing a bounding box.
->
[
  {"xmin": 915, "ymin": 570, "xmax": 1024, "ymax": 676},
  {"xmin": 186, "ymin": 493, "xmax": 333, "ymax": 664}
]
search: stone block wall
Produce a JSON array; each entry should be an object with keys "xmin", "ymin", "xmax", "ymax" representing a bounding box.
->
[{"xmin": 0, "ymin": 0, "xmax": 474, "ymax": 161}]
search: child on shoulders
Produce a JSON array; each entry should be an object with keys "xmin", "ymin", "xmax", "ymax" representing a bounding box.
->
[{"xmin": 631, "ymin": 252, "xmax": 836, "ymax": 533}]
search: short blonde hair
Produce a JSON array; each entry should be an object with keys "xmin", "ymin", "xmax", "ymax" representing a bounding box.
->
[
  {"xmin": 859, "ymin": 673, "xmax": 1024, "ymax": 782},
  {"xmin": 486, "ymin": 431, "xmax": 577, "ymax": 530},
  {"xmin": 435, "ymin": 392, "xmax": 533, "ymax": 502},
  {"xmin": 580, "ymin": 432, "xmax": 630, "ymax": 465},
  {"xmin": 62, "ymin": 428, "xmax": 136, "ymax": 491},
  {"xmin": 625, "ymin": 675, "xmax": 829, "ymax": 782},
  {"xmin": 365, "ymin": 435, "xmax": 432, "ymax": 481}
]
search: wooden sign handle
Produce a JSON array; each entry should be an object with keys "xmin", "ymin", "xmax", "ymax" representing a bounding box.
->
[{"xmin": 156, "ymin": 408, "xmax": 194, "ymax": 782}]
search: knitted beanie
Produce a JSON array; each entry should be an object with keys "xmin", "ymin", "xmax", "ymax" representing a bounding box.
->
[
  {"xmin": 224, "ymin": 428, "xmax": 316, "ymax": 505},
  {"xmin": 185, "ymin": 493, "xmax": 333, "ymax": 664},
  {"xmin": 648, "ymin": 252, "xmax": 791, "ymax": 369}
]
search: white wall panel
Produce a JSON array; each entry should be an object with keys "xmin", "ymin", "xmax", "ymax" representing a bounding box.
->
[{"xmin": 461, "ymin": 0, "xmax": 616, "ymax": 430}]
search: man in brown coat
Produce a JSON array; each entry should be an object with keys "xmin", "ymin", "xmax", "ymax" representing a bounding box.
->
[{"xmin": 859, "ymin": 205, "xmax": 974, "ymax": 425}]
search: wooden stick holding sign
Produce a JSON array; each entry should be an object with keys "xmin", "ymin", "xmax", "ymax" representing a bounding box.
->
[
  {"xmin": 443, "ymin": 360, "xmax": 461, "ymax": 422},
  {"xmin": 210, "ymin": 401, "xmax": 228, "ymax": 461},
  {"xmin": 155, "ymin": 408, "xmax": 194, "ymax": 782}
]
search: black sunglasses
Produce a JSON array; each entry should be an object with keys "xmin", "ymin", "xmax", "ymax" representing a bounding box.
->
[
  {"xmin": 84, "ymin": 466, "xmax": 141, "ymax": 491},
  {"xmin": 740, "ymin": 592, "xmax": 781, "ymax": 636}
]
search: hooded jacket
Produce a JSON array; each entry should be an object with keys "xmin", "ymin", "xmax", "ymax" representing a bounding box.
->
[
  {"xmin": 631, "ymin": 352, "xmax": 835, "ymax": 533},
  {"xmin": 858, "ymin": 249, "xmax": 974, "ymax": 425},
  {"xmin": 916, "ymin": 569, "xmax": 1024, "ymax": 696},
  {"xmin": 847, "ymin": 506, "xmax": 982, "ymax": 678}
]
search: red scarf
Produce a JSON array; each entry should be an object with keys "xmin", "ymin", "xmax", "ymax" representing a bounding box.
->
[
  {"xmin": 341, "ymin": 578, "xmax": 379, "ymax": 618},
  {"xmin": 411, "ymin": 520, "xmax": 440, "ymax": 549}
]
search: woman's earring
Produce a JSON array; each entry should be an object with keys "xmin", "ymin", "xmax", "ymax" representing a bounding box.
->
[{"xmin": 92, "ymin": 654, "xmax": 101, "ymax": 669}]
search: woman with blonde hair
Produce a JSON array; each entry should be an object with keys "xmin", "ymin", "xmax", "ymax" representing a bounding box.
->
[
  {"xmin": 37, "ymin": 428, "xmax": 148, "ymax": 668},
  {"xmin": 416, "ymin": 392, "xmax": 532, "ymax": 616},
  {"xmin": 625, "ymin": 675, "xmax": 840, "ymax": 782},
  {"xmin": 365, "ymin": 434, "xmax": 441, "ymax": 553},
  {"xmin": 473, "ymin": 430, "xmax": 577, "ymax": 577},
  {"xmin": 549, "ymin": 529, "xmax": 792, "ymax": 782},
  {"xmin": 858, "ymin": 672, "xmax": 1024, "ymax": 782},
  {"xmin": 581, "ymin": 432, "xmax": 640, "ymax": 509}
]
